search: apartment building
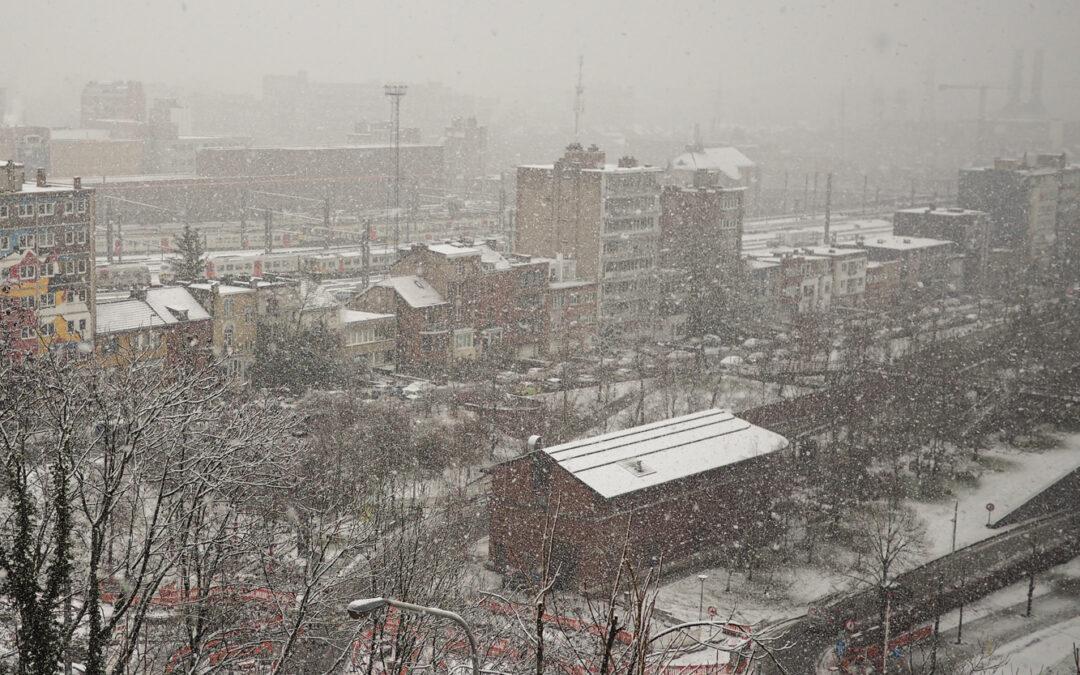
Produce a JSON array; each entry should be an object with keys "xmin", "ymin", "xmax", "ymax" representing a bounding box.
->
[
  {"xmin": 0, "ymin": 163, "xmax": 95, "ymax": 357},
  {"xmin": 515, "ymin": 144, "xmax": 662, "ymax": 335}
]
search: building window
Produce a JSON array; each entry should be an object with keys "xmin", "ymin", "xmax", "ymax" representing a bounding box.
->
[
  {"xmin": 67, "ymin": 320, "xmax": 74, "ymax": 334},
  {"xmin": 78, "ymin": 319, "xmax": 87, "ymax": 332},
  {"xmin": 223, "ymin": 325, "xmax": 235, "ymax": 347},
  {"xmin": 39, "ymin": 322, "xmax": 55, "ymax": 337},
  {"xmin": 64, "ymin": 200, "xmax": 74, "ymax": 214},
  {"xmin": 17, "ymin": 203, "xmax": 33, "ymax": 218},
  {"xmin": 39, "ymin": 293, "xmax": 54, "ymax": 307},
  {"xmin": 20, "ymin": 296, "xmax": 35, "ymax": 309},
  {"xmin": 38, "ymin": 203, "xmax": 54, "ymax": 216},
  {"xmin": 64, "ymin": 230, "xmax": 75, "ymax": 245},
  {"xmin": 20, "ymin": 265, "xmax": 35, "ymax": 280},
  {"xmin": 222, "ymin": 298, "xmax": 234, "ymax": 315},
  {"xmin": 39, "ymin": 231, "xmax": 55, "ymax": 248},
  {"xmin": 77, "ymin": 200, "xmax": 87, "ymax": 214},
  {"xmin": 76, "ymin": 259, "xmax": 87, "ymax": 274},
  {"xmin": 76, "ymin": 230, "xmax": 87, "ymax": 244},
  {"xmin": 0, "ymin": 235, "xmax": 8, "ymax": 250},
  {"xmin": 0, "ymin": 205, "xmax": 8, "ymax": 218},
  {"xmin": 20, "ymin": 326, "xmax": 36, "ymax": 339},
  {"xmin": 17, "ymin": 234, "xmax": 34, "ymax": 250},
  {"xmin": 453, "ymin": 328, "xmax": 475, "ymax": 350}
]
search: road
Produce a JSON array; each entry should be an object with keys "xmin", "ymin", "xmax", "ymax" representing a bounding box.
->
[{"xmin": 756, "ymin": 510, "xmax": 1080, "ymax": 674}]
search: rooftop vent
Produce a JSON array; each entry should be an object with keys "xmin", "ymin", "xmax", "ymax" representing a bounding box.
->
[{"xmin": 620, "ymin": 458, "xmax": 656, "ymax": 477}]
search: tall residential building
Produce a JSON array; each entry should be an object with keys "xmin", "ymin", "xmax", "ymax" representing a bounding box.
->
[
  {"xmin": 893, "ymin": 206, "xmax": 989, "ymax": 291},
  {"xmin": 958, "ymin": 154, "xmax": 1079, "ymax": 278},
  {"xmin": 515, "ymin": 144, "xmax": 661, "ymax": 335},
  {"xmin": 0, "ymin": 163, "xmax": 95, "ymax": 356},
  {"xmin": 658, "ymin": 180, "xmax": 745, "ymax": 336},
  {"xmin": 81, "ymin": 80, "xmax": 146, "ymax": 129}
]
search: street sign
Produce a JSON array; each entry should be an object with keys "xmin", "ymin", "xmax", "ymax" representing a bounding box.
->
[
  {"xmin": 985, "ymin": 503, "xmax": 995, "ymax": 511},
  {"xmin": 844, "ymin": 619, "xmax": 856, "ymax": 632},
  {"xmin": 707, "ymin": 606, "xmax": 718, "ymax": 617},
  {"xmin": 986, "ymin": 502, "xmax": 996, "ymax": 525}
]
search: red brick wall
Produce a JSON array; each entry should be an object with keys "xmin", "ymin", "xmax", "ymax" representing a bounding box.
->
[{"xmin": 490, "ymin": 451, "xmax": 784, "ymax": 589}]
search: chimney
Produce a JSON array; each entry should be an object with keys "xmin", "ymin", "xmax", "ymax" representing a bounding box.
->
[
  {"xmin": 35, "ymin": 168, "xmax": 46, "ymax": 187},
  {"xmin": 1008, "ymin": 49, "xmax": 1023, "ymax": 108},
  {"xmin": 1029, "ymin": 48, "xmax": 1044, "ymax": 111},
  {"xmin": 73, "ymin": 176, "xmax": 81, "ymax": 190}
]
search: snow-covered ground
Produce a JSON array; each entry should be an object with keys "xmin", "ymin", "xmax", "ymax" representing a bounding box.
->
[
  {"xmin": 910, "ymin": 431, "xmax": 1080, "ymax": 559},
  {"xmin": 656, "ymin": 563, "xmax": 847, "ymax": 627},
  {"xmin": 995, "ymin": 614, "xmax": 1080, "ymax": 674}
]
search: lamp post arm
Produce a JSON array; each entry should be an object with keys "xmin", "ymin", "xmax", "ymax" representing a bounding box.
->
[{"xmin": 384, "ymin": 599, "xmax": 481, "ymax": 675}]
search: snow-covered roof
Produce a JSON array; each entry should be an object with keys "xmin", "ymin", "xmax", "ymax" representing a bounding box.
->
[
  {"xmin": 543, "ymin": 408, "xmax": 788, "ymax": 499},
  {"xmin": 96, "ymin": 287, "xmax": 210, "ymax": 335},
  {"xmin": 427, "ymin": 243, "xmax": 481, "ymax": 259},
  {"xmin": 376, "ymin": 276, "xmax": 446, "ymax": 308},
  {"xmin": 145, "ymin": 287, "xmax": 211, "ymax": 322},
  {"xmin": 670, "ymin": 147, "xmax": 755, "ymax": 181},
  {"xmin": 187, "ymin": 282, "xmax": 254, "ymax": 296},
  {"xmin": 895, "ymin": 206, "xmax": 984, "ymax": 217},
  {"xmin": 340, "ymin": 308, "xmax": 393, "ymax": 324},
  {"xmin": 860, "ymin": 235, "xmax": 953, "ymax": 252},
  {"xmin": 96, "ymin": 300, "xmax": 170, "ymax": 333}
]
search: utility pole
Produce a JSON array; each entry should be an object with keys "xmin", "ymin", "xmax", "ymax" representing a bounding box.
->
[
  {"xmin": 781, "ymin": 171, "xmax": 789, "ymax": 215},
  {"xmin": 573, "ymin": 55, "xmax": 585, "ymax": 140},
  {"xmin": 803, "ymin": 173, "xmax": 810, "ymax": 217},
  {"xmin": 116, "ymin": 214, "xmax": 123, "ymax": 263},
  {"xmin": 862, "ymin": 174, "xmax": 868, "ymax": 216},
  {"xmin": 264, "ymin": 208, "xmax": 273, "ymax": 254},
  {"xmin": 824, "ymin": 173, "xmax": 833, "ymax": 245},
  {"xmin": 323, "ymin": 192, "xmax": 331, "ymax": 249},
  {"xmin": 812, "ymin": 172, "xmax": 819, "ymax": 217},
  {"xmin": 104, "ymin": 200, "xmax": 113, "ymax": 264},
  {"xmin": 239, "ymin": 189, "xmax": 247, "ymax": 249},
  {"xmin": 384, "ymin": 83, "xmax": 407, "ymax": 258}
]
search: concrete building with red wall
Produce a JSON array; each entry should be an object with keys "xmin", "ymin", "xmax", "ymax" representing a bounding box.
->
[{"xmin": 489, "ymin": 408, "xmax": 789, "ymax": 588}]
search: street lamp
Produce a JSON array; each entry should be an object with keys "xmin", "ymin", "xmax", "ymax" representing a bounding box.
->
[
  {"xmin": 696, "ymin": 574, "xmax": 709, "ymax": 621},
  {"xmin": 346, "ymin": 597, "xmax": 480, "ymax": 675}
]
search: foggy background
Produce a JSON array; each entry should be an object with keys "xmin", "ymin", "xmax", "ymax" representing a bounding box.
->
[{"xmin": 8, "ymin": 0, "xmax": 1080, "ymax": 131}]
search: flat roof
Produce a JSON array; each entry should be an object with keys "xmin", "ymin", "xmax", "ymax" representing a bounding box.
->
[
  {"xmin": 543, "ymin": 408, "xmax": 788, "ymax": 499},
  {"xmin": 895, "ymin": 206, "xmax": 985, "ymax": 217},
  {"xmin": 340, "ymin": 308, "xmax": 393, "ymax": 324},
  {"xmin": 861, "ymin": 235, "xmax": 953, "ymax": 251}
]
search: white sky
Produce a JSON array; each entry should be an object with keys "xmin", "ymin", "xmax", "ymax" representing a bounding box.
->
[{"xmin": 6, "ymin": 0, "xmax": 1080, "ymax": 125}]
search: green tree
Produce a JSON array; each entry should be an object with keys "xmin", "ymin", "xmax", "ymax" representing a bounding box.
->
[{"xmin": 172, "ymin": 223, "xmax": 206, "ymax": 281}]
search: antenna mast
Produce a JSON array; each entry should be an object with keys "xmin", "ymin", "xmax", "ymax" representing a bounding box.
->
[{"xmin": 573, "ymin": 55, "xmax": 585, "ymax": 140}]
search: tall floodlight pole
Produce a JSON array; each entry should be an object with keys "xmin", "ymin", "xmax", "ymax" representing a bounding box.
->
[{"xmin": 384, "ymin": 83, "xmax": 407, "ymax": 258}]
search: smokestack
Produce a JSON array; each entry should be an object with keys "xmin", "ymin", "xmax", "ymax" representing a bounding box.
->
[
  {"xmin": 1029, "ymin": 49, "xmax": 1045, "ymax": 112},
  {"xmin": 73, "ymin": 176, "xmax": 81, "ymax": 190},
  {"xmin": 1008, "ymin": 49, "xmax": 1023, "ymax": 107}
]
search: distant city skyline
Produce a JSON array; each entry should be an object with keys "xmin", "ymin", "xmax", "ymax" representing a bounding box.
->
[{"xmin": 5, "ymin": 0, "xmax": 1080, "ymax": 130}]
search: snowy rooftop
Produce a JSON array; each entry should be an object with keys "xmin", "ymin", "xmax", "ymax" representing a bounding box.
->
[
  {"xmin": 670, "ymin": 147, "xmax": 755, "ymax": 181},
  {"xmin": 340, "ymin": 308, "xmax": 393, "ymax": 324},
  {"xmin": 187, "ymin": 282, "xmax": 254, "ymax": 296},
  {"xmin": 549, "ymin": 280, "xmax": 594, "ymax": 290},
  {"xmin": 96, "ymin": 287, "xmax": 210, "ymax": 335},
  {"xmin": 859, "ymin": 235, "xmax": 954, "ymax": 251},
  {"xmin": 375, "ymin": 275, "xmax": 446, "ymax": 308},
  {"xmin": 427, "ymin": 243, "xmax": 481, "ymax": 259},
  {"xmin": 895, "ymin": 206, "xmax": 985, "ymax": 217},
  {"xmin": 543, "ymin": 408, "xmax": 788, "ymax": 499},
  {"xmin": 803, "ymin": 246, "xmax": 867, "ymax": 259}
]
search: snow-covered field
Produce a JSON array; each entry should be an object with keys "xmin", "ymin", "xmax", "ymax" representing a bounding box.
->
[{"xmin": 910, "ymin": 430, "xmax": 1080, "ymax": 559}]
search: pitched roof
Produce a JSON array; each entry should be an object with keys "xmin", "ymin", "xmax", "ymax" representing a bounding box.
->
[
  {"xmin": 96, "ymin": 286, "xmax": 209, "ymax": 335},
  {"xmin": 670, "ymin": 147, "xmax": 755, "ymax": 181},
  {"xmin": 543, "ymin": 408, "xmax": 788, "ymax": 499},
  {"xmin": 376, "ymin": 276, "xmax": 446, "ymax": 308}
]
